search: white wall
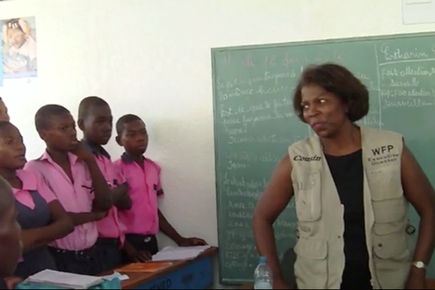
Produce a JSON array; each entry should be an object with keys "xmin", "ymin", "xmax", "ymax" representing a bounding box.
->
[{"xmin": 1, "ymin": 0, "xmax": 435, "ymax": 288}]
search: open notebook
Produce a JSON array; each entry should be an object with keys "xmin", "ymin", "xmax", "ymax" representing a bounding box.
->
[
  {"xmin": 22, "ymin": 269, "xmax": 103, "ymax": 289},
  {"xmin": 151, "ymin": 245, "xmax": 211, "ymax": 262}
]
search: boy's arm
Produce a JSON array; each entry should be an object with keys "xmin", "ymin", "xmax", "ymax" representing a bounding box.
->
[
  {"xmin": 111, "ymin": 184, "xmax": 132, "ymax": 210},
  {"xmin": 158, "ymin": 210, "xmax": 184, "ymax": 245},
  {"xmin": 85, "ymin": 158, "xmax": 113, "ymax": 212},
  {"xmin": 158, "ymin": 210, "xmax": 207, "ymax": 246},
  {"xmin": 154, "ymin": 162, "xmax": 206, "ymax": 246},
  {"xmin": 69, "ymin": 142, "xmax": 113, "ymax": 212},
  {"xmin": 111, "ymin": 164, "xmax": 132, "ymax": 210},
  {"xmin": 153, "ymin": 163, "xmax": 184, "ymax": 244},
  {"xmin": 68, "ymin": 212, "xmax": 106, "ymax": 226}
]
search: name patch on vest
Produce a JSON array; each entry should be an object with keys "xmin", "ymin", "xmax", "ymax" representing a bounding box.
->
[
  {"xmin": 293, "ymin": 155, "xmax": 321, "ymax": 162},
  {"xmin": 368, "ymin": 145, "xmax": 399, "ymax": 165}
]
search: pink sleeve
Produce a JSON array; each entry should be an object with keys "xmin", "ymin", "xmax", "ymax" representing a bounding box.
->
[
  {"xmin": 80, "ymin": 161, "xmax": 93, "ymax": 187},
  {"xmin": 36, "ymin": 172, "xmax": 57, "ymax": 203},
  {"xmin": 24, "ymin": 161, "xmax": 57, "ymax": 203},
  {"xmin": 112, "ymin": 161, "xmax": 127, "ymax": 186},
  {"xmin": 115, "ymin": 165, "xmax": 127, "ymax": 185}
]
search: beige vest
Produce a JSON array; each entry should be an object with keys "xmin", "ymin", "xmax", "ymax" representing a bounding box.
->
[{"xmin": 288, "ymin": 126, "xmax": 411, "ymax": 289}]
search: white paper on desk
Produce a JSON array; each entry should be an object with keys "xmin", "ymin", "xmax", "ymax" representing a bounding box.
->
[
  {"xmin": 101, "ymin": 271, "xmax": 129, "ymax": 281},
  {"xmin": 152, "ymin": 245, "xmax": 211, "ymax": 262},
  {"xmin": 23, "ymin": 269, "xmax": 103, "ymax": 289}
]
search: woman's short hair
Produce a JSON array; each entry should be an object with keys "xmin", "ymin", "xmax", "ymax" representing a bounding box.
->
[{"xmin": 292, "ymin": 63, "xmax": 369, "ymax": 123}]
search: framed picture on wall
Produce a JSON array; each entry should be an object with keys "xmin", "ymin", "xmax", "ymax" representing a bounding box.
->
[{"xmin": 0, "ymin": 16, "xmax": 37, "ymax": 85}]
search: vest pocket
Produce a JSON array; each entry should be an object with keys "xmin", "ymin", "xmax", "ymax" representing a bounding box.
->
[
  {"xmin": 294, "ymin": 170, "xmax": 322, "ymax": 222},
  {"xmin": 369, "ymin": 167, "xmax": 406, "ymax": 224},
  {"xmin": 372, "ymin": 197, "xmax": 407, "ymax": 224},
  {"xmin": 368, "ymin": 166, "xmax": 402, "ymax": 200},
  {"xmin": 294, "ymin": 238, "xmax": 328, "ymax": 288},
  {"xmin": 373, "ymin": 231, "xmax": 411, "ymax": 288}
]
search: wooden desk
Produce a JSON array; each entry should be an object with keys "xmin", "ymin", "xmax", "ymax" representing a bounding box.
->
[{"xmin": 121, "ymin": 247, "xmax": 218, "ymax": 289}]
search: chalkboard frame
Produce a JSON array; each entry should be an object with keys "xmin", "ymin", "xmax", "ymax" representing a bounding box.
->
[{"xmin": 211, "ymin": 31, "xmax": 435, "ymax": 285}]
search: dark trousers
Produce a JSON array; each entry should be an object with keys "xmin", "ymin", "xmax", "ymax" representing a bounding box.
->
[
  {"xmin": 95, "ymin": 238, "xmax": 123, "ymax": 272},
  {"xmin": 48, "ymin": 246, "xmax": 101, "ymax": 276},
  {"xmin": 123, "ymin": 234, "xmax": 158, "ymax": 263}
]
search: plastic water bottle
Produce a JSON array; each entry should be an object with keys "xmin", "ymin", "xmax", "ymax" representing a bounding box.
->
[{"xmin": 254, "ymin": 256, "xmax": 273, "ymax": 289}]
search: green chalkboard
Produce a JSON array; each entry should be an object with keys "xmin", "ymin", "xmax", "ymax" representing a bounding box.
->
[{"xmin": 211, "ymin": 32, "xmax": 435, "ymax": 284}]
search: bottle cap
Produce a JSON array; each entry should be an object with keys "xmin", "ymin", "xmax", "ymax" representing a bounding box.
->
[{"xmin": 259, "ymin": 256, "xmax": 267, "ymax": 263}]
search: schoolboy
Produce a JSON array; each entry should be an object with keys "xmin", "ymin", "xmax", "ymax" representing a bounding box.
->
[
  {"xmin": 114, "ymin": 114, "xmax": 207, "ymax": 261},
  {"xmin": 77, "ymin": 96, "xmax": 131, "ymax": 271},
  {"xmin": 24, "ymin": 104, "xmax": 112, "ymax": 275}
]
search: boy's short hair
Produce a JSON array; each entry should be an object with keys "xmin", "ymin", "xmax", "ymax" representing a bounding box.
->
[
  {"xmin": 78, "ymin": 96, "xmax": 109, "ymax": 120},
  {"xmin": 116, "ymin": 114, "xmax": 143, "ymax": 135},
  {"xmin": 34, "ymin": 104, "xmax": 70, "ymax": 131}
]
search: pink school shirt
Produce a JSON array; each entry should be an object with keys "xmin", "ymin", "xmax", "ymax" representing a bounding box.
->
[
  {"xmin": 84, "ymin": 142, "xmax": 126, "ymax": 245},
  {"xmin": 14, "ymin": 169, "xmax": 57, "ymax": 262},
  {"xmin": 113, "ymin": 153, "xmax": 164, "ymax": 236},
  {"xmin": 24, "ymin": 151, "xmax": 98, "ymax": 251},
  {"xmin": 13, "ymin": 169, "xmax": 57, "ymax": 209}
]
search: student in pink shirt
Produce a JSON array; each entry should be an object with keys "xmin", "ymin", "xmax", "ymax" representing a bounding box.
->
[
  {"xmin": 0, "ymin": 176, "xmax": 23, "ymax": 289},
  {"xmin": 24, "ymin": 104, "xmax": 113, "ymax": 275},
  {"xmin": 0, "ymin": 121, "xmax": 73, "ymax": 279},
  {"xmin": 114, "ymin": 114, "xmax": 207, "ymax": 262},
  {"xmin": 77, "ymin": 96, "xmax": 131, "ymax": 271}
]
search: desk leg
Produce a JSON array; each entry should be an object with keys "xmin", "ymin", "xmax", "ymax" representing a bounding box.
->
[{"xmin": 134, "ymin": 256, "xmax": 213, "ymax": 289}]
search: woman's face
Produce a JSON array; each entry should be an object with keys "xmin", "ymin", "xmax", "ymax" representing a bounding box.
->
[{"xmin": 301, "ymin": 84, "xmax": 349, "ymax": 138}]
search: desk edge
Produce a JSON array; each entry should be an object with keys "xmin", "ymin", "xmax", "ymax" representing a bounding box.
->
[{"xmin": 122, "ymin": 246, "xmax": 218, "ymax": 289}]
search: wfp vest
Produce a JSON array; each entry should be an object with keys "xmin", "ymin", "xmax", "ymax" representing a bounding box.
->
[{"xmin": 288, "ymin": 126, "xmax": 411, "ymax": 289}]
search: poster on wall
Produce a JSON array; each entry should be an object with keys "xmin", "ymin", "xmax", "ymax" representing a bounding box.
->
[{"xmin": 0, "ymin": 16, "xmax": 37, "ymax": 86}]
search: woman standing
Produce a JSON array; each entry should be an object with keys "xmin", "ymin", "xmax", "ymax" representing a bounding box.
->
[{"xmin": 253, "ymin": 63, "xmax": 435, "ymax": 289}]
